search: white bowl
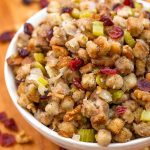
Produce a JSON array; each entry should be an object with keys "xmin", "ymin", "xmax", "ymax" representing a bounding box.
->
[{"xmin": 4, "ymin": 1, "xmax": 150, "ymax": 150}]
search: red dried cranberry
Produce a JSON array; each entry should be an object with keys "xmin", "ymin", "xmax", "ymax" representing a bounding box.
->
[
  {"xmin": 73, "ymin": 78, "xmax": 83, "ymax": 90},
  {"xmin": 4, "ymin": 118, "xmax": 18, "ymax": 132},
  {"xmin": 0, "ymin": 31, "xmax": 15, "ymax": 43},
  {"xmin": 0, "ymin": 112, "xmax": 7, "ymax": 122},
  {"xmin": 123, "ymin": 0, "xmax": 134, "ymax": 8},
  {"xmin": 100, "ymin": 68, "xmax": 117, "ymax": 75},
  {"xmin": 40, "ymin": 0, "xmax": 49, "ymax": 8},
  {"xmin": 115, "ymin": 106, "xmax": 127, "ymax": 116},
  {"xmin": 100, "ymin": 15, "xmax": 114, "ymax": 26},
  {"xmin": 24, "ymin": 23, "xmax": 34, "ymax": 36},
  {"xmin": 69, "ymin": 58, "xmax": 84, "ymax": 71},
  {"xmin": 107, "ymin": 26, "xmax": 124, "ymax": 39},
  {"xmin": 22, "ymin": 0, "xmax": 32, "ymax": 5},
  {"xmin": 62, "ymin": 7, "xmax": 73, "ymax": 14},
  {"xmin": 0, "ymin": 133, "xmax": 16, "ymax": 147},
  {"xmin": 138, "ymin": 79, "xmax": 150, "ymax": 92},
  {"xmin": 47, "ymin": 29, "xmax": 53, "ymax": 40},
  {"xmin": 40, "ymin": 91, "xmax": 50, "ymax": 99},
  {"xmin": 18, "ymin": 48, "xmax": 30, "ymax": 58},
  {"xmin": 15, "ymin": 79, "xmax": 25, "ymax": 87}
]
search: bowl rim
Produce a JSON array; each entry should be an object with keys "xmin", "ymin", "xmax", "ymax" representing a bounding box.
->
[{"xmin": 4, "ymin": 0, "xmax": 150, "ymax": 149}]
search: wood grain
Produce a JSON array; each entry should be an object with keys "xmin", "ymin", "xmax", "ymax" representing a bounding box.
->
[
  {"xmin": 0, "ymin": 0, "xmax": 59, "ymax": 149},
  {"xmin": 0, "ymin": 0, "xmax": 149, "ymax": 150}
]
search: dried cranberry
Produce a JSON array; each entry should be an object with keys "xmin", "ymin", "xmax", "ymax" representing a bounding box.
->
[
  {"xmin": 0, "ymin": 31, "xmax": 15, "ymax": 43},
  {"xmin": 24, "ymin": 23, "xmax": 34, "ymax": 36},
  {"xmin": 40, "ymin": 0, "xmax": 49, "ymax": 8},
  {"xmin": 100, "ymin": 15, "xmax": 114, "ymax": 26},
  {"xmin": 73, "ymin": 78, "xmax": 83, "ymax": 90},
  {"xmin": 115, "ymin": 106, "xmax": 127, "ymax": 116},
  {"xmin": 107, "ymin": 26, "xmax": 124, "ymax": 39},
  {"xmin": 0, "ymin": 133, "xmax": 16, "ymax": 147},
  {"xmin": 69, "ymin": 58, "xmax": 84, "ymax": 71},
  {"xmin": 138, "ymin": 79, "xmax": 150, "ymax": 92},
  {"xmin": 22, "ymin": 0, "xmax": 32, "ymax": 5},
  {"xmin": 18, "ymin": 48, "xmax": 30, "ymax": 58},
  {"xmin": 47, "ymin": 29, "xmax": 53, "ymax": 41},
  {"xmin": 15, "ymin": 79, "xmax": 25, "ymax": 87},
  {"xmin": 123, "ymin": 0, "xmax": 134, "ymax": 8},
  {"xmin": 40, "ymin": 91, "xmax": 50, "ymax": 99},
  {"xmin": 4, "ymin": 118, "xmax": 18, "ymax": 132},
  {"xmin": 100, "ymin": 68, "xmax": 117, "ymax": 75},
  {"xmin": 62, "ymin": 7, "xmax": 73, "ymax": 14},
  {"xmin": 0, "ymin": 112, "xmax": 7, "ymax": 122}
]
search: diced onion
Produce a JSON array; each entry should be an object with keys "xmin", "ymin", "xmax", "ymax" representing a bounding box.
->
[
  {"xmin": 98, "ymin": 89, "xmax": 112, "ymax": 103},
  {"xmin": 72, "ymin": 134, "xmax": 80, "ymax": 141}
]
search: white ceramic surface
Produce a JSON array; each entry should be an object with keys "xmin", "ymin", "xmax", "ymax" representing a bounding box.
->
[{"xmin": 4, "ymin": 1, "xmax": 150, "ymax": 150}]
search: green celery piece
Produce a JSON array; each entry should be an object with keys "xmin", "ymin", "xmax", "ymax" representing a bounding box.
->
[
  {"xmin": 112, "ymin": 90, "xmax": 124, "ymax": 100},
  {"xmin": 80, "ymin": 10, "xmax": 92, "ymax": 18},
  {"xmin": 32, "ymin": 62, "xmax": 46, "ymax": 75},
  {"xmin": 134, "ymin": 2, "xmax": 143, "ymax": 9},
  {"xmin": 78, "ymin": 129, "xmax": 95, "ymax": 142},
  {"xmin": 38, "ymin": 77, "xmax": 48, "ymax": 86},
  {"xmin": 92, "ymin": 21, "xmax": 104, "ymax": 36},
  {"xmin": 72, "ymin": 8, "xmax": 80, "ymax": 19},
  {"xmin": 34, "ymin": 53, "xmax": 44, "ymax": 64},
  {"xmin": 140, "ymin": 110, "xmax": 150, "ymax": 122},
  {"xmin": 124, "ymin": 31, "xmax": 136, "ymax": 48}
]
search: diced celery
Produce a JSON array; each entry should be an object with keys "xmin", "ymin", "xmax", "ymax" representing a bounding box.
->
[
  {"xmin": 92, "ymin": 8, "xmax": 97, "ymax": 13},
  {"xmin": 34, "ymin": 53, "xmax": 44, "ymax": 64},
  {"xmin": 72, "ymin": 8, "xmax": 80, "ymax": 19},
  {"xmin": 80, "ymin": 10, "xmax": 92, "ymax": 18},
  {"xmin": 134, "ymin": 2, "xmax": 143, "ymax": 9},
  {"xmin": 95, "ymin": 134, "xmax": 98, "ymax": 140},
  {"xmin": 131, "ymin": 8, "xmax": 135, "ymax": 16},
  {"xmin": 96, "ymin": 74, "xmax": 102, "ymax": 86},
  {"xmin": 78, "ymin": 129, "xmax": 95, "ymax": 142},
  {"xmin": 38, "ymin": 85, "xmax": 48, "ymax": 96},
  {"xmin": 71, "ymin": 86, "xmax": 77, "ymax": 93},
  {"xmin": 140, "ymin": 110, "xmax": 150, "ymax": 122},
  {"xmin": 73, "ymin": 0, "xmax": 80, "ymax": 3},
  {"xmin": 92, "ymin": 21, "xmax": 104, "ymax": 36},
  {"xmin": 32, "ymin": 62, "xmax": 46, "ymax": 74},
  {"xmin": 112, "ymin": 90, "xmax": 124, "ymax": 100},
  {"xmin": 38, "ymin": 77, "xmax": 48, "ymax": 86},
  {"xmin": 124, "ymin": 31, "xmax": 136, "ymax": 48}
]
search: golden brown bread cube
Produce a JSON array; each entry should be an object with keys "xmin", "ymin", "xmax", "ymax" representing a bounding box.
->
[{"xmin": 106, "ymin": 118, "xmax": 125, "ymax": 134}]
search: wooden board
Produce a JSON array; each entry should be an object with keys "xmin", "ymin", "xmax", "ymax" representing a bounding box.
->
[
  {"xmin": 0, "ymin": 0, "xmax": 59, "ymax": 149},
  {"xmin": 0, "ymin": 0, "xmax": 149, "ymax": 150}
]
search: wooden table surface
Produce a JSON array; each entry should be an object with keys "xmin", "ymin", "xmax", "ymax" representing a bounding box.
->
[
  {"xmin": 0, "ymin": 0, "xmax": 149, "ymax": 150},
  {"xmin": 0, "ymin": 0, "xmax": 59, "ymax": 149}
]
